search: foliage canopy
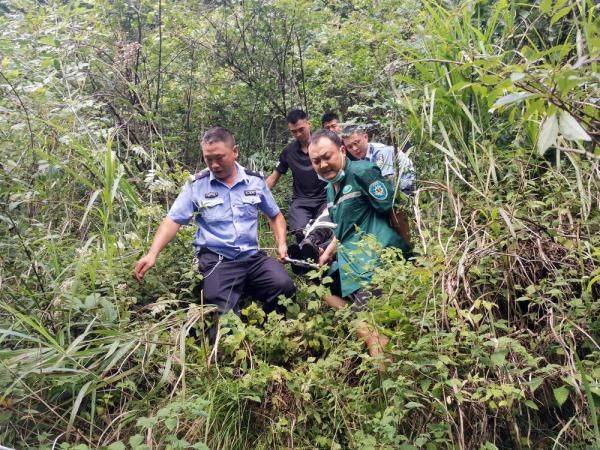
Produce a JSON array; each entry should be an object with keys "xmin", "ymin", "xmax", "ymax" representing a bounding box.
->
[{"xmin": 0, "ymin": 0, "xmax": 598, "ymax": 448}]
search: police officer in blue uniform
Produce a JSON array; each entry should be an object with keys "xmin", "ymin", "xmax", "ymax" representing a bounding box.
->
[{"xmin": 134, "ymin": 126, "xmax": 296, "ymax": 320}]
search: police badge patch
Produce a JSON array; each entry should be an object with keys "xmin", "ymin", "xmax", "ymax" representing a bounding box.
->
[
  {"xmin": 368, "ymin": 180, "xmax": 388, "ymax": 200},
  {"xmin": 375, "ymin": 152, "xmax": 385, "ymax": 168}
]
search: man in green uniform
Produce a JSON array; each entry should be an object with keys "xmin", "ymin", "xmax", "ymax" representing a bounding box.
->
[{"xmin": 307, "ymin": 129, "xmax": 410, "ymax": 358}]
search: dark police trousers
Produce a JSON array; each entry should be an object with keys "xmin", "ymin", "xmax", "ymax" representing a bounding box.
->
[
  {"xmin": 288, "ymin": 197, "xmax": 333, "ymax": 246},
  {"xmin": 195, "ymin": 249, "xmax": 296, "ymax": 341}
]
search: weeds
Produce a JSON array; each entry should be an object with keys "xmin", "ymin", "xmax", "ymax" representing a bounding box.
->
[{"xmin": 0, "ymin": 0, "xmax": 598, "ymax": 448}]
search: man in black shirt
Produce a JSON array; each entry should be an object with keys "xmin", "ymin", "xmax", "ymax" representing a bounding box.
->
[{"xmin": 266, "ymin": 110, "xmax": 331, "ymax": 266}]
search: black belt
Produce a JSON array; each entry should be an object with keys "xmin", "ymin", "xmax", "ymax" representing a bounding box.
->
[{"xmin": 197, "ymin": 247, "xmax": 221, "ymax": 257}]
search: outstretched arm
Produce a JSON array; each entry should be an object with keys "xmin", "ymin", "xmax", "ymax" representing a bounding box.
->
[
  {"xmin": 267, "ymin": 211, "xmax": 288, "ymax": 261},
  {"xmin": 134, "ymin": 217, "xmax": 181, "ymax": 281},
  {"xmin": 266, "ymin": 170, "xmax": 282, "ymax": 190}
]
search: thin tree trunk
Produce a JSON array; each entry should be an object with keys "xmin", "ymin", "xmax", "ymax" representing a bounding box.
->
[{"xmin": 154, "ymin": 0, "xmax": 162, "ymax": 114}]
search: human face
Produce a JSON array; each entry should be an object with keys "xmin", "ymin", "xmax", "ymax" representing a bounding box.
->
[
  {"xmin": 342, "ymin": 131, "xmax": 369, "ymax": 160},
  {"xmin": 308, "ymin": 136, "xmax": 345, "ymax": 181},
  {"xmin": 323, "ymin": 119, "xmax": 341, "ymax": 135},
  {"xmin": 288, "ymin": 119, "xmax": 311, "ymax": 147},
  {"xmin": 202, "ymin": 140, "xmax": 239, "ymax": 184}
]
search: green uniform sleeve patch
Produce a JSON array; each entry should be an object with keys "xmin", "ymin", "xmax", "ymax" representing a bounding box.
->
[{"xmin": 368, "ymin": 180, "xmax": 388, "ymax": 200}]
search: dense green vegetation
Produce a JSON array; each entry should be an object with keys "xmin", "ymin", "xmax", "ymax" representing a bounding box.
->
[{"xmin": 1, "ymin": 0, "xmax": 598, "ymax": 448}]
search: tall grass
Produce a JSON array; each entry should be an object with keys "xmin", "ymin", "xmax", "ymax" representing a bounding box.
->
[{"xmin": 0, "ymin": 0, "xmax": 598, "ymax": 448}]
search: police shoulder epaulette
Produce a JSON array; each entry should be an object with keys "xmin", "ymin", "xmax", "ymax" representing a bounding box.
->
[
  {"xmin": 192, "ymin": 169, "xmax": 210, "ymax": 181},
  {"xmin": 245, "ymin": 169, "xmax": 264, "ymax": 178}
]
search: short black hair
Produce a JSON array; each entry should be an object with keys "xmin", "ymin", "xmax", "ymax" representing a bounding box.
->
[
  {"xmin": 201, "ymin": 126, "xmax": 236, "ymax": 147},
  {"xmin": 287, "ymin": 109, "xmax": 308, "ymax": 124},
  {"xmin": 321, "ymin": 111, "xmax": 339, "ymax": 126},
  {"xmin": 341, "ymin": 124, "xmax": 367, "ymax": 139},
  {"xmin": 310, "ymin": 129, "xmax": 342, "ymax": 148}
]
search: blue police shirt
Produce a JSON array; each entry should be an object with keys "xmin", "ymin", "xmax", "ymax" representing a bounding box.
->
[
  {"xmin": 167, "ymin": 163, "xmax": 280, "ymax": 260},
  {"xmin": 365, "ymin": 143, "xmax": 395, "ymax": 177},
  {"xmin": 366, "ymin": 143, "xmax": 416, "ymax": 194}
]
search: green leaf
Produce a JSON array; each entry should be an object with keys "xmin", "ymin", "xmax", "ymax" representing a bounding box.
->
[
  {"xmin": 540, "ymin": 0, "xmax": 553, "ymax": 14},
  {"xmin": 137, "ymin": 416, "xmax": 158, "ymax": 429},
  {"xmin": 524, "ymin": 399, "xmax": 539, "ymax": 410},
  {"xmin": 550, "ymin": 4, "xmax": 575, "ymax": 26},
  {"xmin": 405, "ymin": 401, "xmax": 425, "ymax": 409},
  {"xmin": 165, "ymin": 416, "xmax": 177, "ymax": 431},
  {"xmin": 387, "ymin": 309, "xmax": 402, "ymax": 319},
  {"xmin": 129, "ymin": 435, "xmax": 145, "ymax": 447},
  {"xmin": 553, "ymin": 386, "xmax": 570, "ymax": 407},
  {"xmin": 530, "ymin": 377, "xmax": 544, "ymax": 392},
  {"xmin": 537, "ymin": 113, "xmax": 558, "ymax": 155},
  {"xmin": 558, "ymin": 111, "xmax": 592, "ymax": 141},
  {"xmin": 490, "ymin": 351, "xmax": 507, "ymax": 366},
  {"xmin": 191, "ymin": 444, "xmax": 210, "ymax": 450},
  {"xmin": 68, "ymin": 381, "xmax": 92, "ymax": 434},
  {"xmin": 107, "ymin": 443, "xmax": 126, "ymax": 450}
]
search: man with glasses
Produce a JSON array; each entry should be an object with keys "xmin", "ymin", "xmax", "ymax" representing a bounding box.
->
[{"xmin": 341, "ymin": 124, "xmax": 415, "ymax": 195}]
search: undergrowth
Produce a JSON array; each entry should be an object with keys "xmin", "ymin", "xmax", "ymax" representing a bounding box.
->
[{"xmin": 1, "ymin": 0, "xmax": 598, "ymax": 448}]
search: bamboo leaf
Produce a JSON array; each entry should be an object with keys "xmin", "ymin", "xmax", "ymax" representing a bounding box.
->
[
  {"xmin": 498, "ymin": 208, "xmax": 517, "ymax": 239},
  {"xmin": 537, "ymin": 113, "xmax": 558, "ymax": 155},
  {"xmin": 490, "ymin": 91, "xmax": 535, "ymax": 110},
  {"xmin": 68, "ymin": 380, "xmax": 93, "ymax": 434},
  {"xmin": 558, "ymin": 111, "xmax": 592, "ymax": 141},
  {"xmin": 457, "ymin": 100, "xmax": 482, "ymax": 134},
  {"xmin": 429, "ymin": 141, "xmax": 467, "ymax": 169},
  {"xmin": 550, "ymin": 4, "xmax": 575, "ymax": 26},
  {"xmin": 0, "ymin": 304, "xmax": 59, "ymax": 348},
  {"xmin": 0, "ymin": 329, "xmax": 43, "ymax": 345},
  {"xmin": 79, "ymin": 190, "xmax": 101, "ymax": 230}
]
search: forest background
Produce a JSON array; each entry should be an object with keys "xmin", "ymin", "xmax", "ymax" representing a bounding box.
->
[{"xmin": 0, "ymin": 0, "xmax": 599, "ymax": 449}]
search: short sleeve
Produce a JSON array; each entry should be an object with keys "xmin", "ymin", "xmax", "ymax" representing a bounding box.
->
[
  {"xmin": 354, "ymin": 166, "xmax": 394, "ymax": 213},
  {"xmin": 378, "ymin": 147, "xmax": 395, "ymax": 178},
  {"xmin": 167, "ymin": 182, "xmax": 197, "ymax": 225},
  {"xmin": 258, "ymin": 180, "xmax": 281, "ymax": 218},
  {"xmin": 275, "ymin": 149, "xmax": 289, "ymax": 175},
  {"xmin": 397, "ymin": 152, "xmax": 416, "ymax": 195}
]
